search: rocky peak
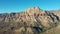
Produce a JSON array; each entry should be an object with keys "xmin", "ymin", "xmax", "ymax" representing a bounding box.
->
[
  {"xmin": 25, "ymin": 7, "xmax": 44, "ymax": 17},
  {"xmin": 26, "ymin": 7, "xmax": 40, "ymax": 13}
]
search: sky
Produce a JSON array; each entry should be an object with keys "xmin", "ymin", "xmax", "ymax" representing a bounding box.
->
[{"xmin": 0, "ymin": 0, "xmax": 60, "ymax": 13}]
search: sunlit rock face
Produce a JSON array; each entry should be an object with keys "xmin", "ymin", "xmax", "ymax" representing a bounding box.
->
[{"xmin": 0, "ymin": 7, "xmax": 60, "ymax": 34}]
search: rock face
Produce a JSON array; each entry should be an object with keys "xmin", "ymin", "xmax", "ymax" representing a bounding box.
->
[{"xmin": 0, "ymin": 7, "xmax": 60, "ymax": 34}]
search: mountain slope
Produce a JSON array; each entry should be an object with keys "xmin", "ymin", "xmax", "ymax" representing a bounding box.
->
[{"xmin": 0, "ymin": 7, "xmax": 60, "ymax": 34}]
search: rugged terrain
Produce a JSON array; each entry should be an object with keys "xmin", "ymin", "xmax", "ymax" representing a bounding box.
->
[{"xmin": 0, "ymin": 7, "xmax": 60, "ymax": 34}]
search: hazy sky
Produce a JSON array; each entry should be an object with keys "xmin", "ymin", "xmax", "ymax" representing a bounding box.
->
[{"xmin": 0, "ymin": 0, "xmax": 60, "ymax": 13}]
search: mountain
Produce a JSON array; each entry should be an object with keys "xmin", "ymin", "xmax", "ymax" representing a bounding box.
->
[{"xmin": 0, "ymin": 7, "xmax": 60, "ymax": 34}]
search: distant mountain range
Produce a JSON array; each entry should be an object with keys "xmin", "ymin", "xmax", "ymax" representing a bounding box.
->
[{"xmin": 0, "ymin": 7, "xmax": 60, "ymax": 34}]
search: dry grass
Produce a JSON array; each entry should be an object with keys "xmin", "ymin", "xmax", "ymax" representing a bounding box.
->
[{"xmin": 41, "ymin": 23, "xmax": 60, "ymax": 34}]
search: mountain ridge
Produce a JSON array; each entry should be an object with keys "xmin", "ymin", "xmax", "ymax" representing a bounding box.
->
[{"xmin": 0, "ymin": 7, "xmax": 60, "ymax": 34}]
